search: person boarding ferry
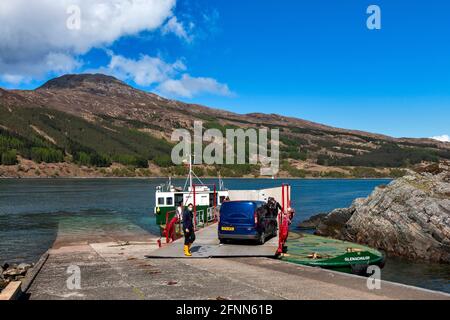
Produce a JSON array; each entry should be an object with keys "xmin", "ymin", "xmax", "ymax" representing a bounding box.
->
[{"xmin": 183, "ymin": 203, "xmax": 196, "ymax": 256}]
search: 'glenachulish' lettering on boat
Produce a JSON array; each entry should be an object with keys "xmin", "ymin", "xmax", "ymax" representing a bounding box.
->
[{"xmin": 344, "ymin": 256, "xmax": 371, "ymax": 262}]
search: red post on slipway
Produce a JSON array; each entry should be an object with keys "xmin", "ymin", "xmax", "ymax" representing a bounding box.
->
[
  {"xmin": 278, "ymin": 184, "xmax": 290, "ymax": 255},
  {"xmin": 287, "ymin": 185, "xmax": 291, "ymax": 208},
  {"xmin": 193, "ymin": 184, "xmax": 197, "ymax": 230}
]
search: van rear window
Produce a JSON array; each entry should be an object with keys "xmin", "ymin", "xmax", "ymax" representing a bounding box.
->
[{"xmin": 221, "ymin": 202, "xmax": 255, "ymax": 214}]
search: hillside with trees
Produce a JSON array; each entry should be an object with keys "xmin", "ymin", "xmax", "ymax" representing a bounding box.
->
[{"xmin": 1, "ymin": 74, "xmax": 449, "ymax": 178}]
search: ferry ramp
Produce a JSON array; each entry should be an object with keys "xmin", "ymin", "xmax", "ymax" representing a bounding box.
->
[{"xmin": 147, "ymin": 223, "xmax": 279, "ymax": 258}]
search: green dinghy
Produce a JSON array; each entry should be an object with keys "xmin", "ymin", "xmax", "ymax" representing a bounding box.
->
[{"xmin": 281, "ymin": 232, "xmax": 385, "ymax": 275}]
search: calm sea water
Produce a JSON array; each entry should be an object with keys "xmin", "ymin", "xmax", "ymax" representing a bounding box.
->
[{"xmin": 0, "ymin": 178, "xmax": 449, "ymax": 293}]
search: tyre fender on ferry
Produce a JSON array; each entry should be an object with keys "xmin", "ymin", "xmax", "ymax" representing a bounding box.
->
[{"xmin": 350, "ymin": 263, "xmax": 369, "ymax": 276}]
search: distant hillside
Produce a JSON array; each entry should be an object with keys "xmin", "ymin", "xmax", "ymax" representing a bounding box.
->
[{"xmin": 1, "ymin": 73, "xmax": 449, "ymax": 178}]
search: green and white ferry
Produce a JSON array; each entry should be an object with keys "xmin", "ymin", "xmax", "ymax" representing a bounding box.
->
[{"xmin": 154, "ymin": 156, "xmax": 229, "ymax": 230}]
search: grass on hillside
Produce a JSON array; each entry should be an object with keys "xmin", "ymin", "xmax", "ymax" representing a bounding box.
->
[
  {"xmin": 0, "ymin": 105, "xmax": 172, "ymax": 167},
  {"xmin": 1, "ymin": 105, "xmax": 450, "ymax": 178}
]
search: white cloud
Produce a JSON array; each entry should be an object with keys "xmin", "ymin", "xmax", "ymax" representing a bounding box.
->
[
  {"xmin": 0, "ymin": 52, "xmax": 82, "ymax": 84},
  {"xmin": 430, "ymin": 135, "xmax": 450, "ymax": 142},
  {"xmin": 0, "ymin": 0, "xmax": 177, "ymax": 82},
  {"xmin": 0, "ymin": 74, "xmax": 26, "ymax": 85},
  {"xmin": 92, "ymin": 54, "xmax": 233, "ymax": 98},
  {"xmin": 157, "ymin": 74, "xmax": 233, "ymax": 98},
  {"xmin": 162, "ymin": 16, "xmax": 193, "ymax": 42},
  {"xmin": 45, "ymin": 53, "xmax": 82, "ymax": 73},
  {"xmin": 0, "ymin": 0, "xmax": 231, "ymax": 98},
  {"xmin": 95, "ymin": 53, "xmax": 186, "ymax": 87}
]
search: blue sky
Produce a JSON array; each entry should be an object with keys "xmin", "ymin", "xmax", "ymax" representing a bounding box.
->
[{"xmin": 1, "ymin": 0, "xmax": 449, "ymax": 139}]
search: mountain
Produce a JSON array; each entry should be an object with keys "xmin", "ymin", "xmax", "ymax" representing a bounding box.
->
[{"xmin": 1, "ymin": 73, "xmax": 450, "ymax": 178}]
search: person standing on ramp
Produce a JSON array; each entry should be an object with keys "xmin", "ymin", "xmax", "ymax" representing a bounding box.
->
[{"xmin": 183, "ymin": 203, "xmax": 196, "ymax": 256}]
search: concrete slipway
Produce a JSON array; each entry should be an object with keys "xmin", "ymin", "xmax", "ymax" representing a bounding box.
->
[{"xmin": 25, "ymin": 224, "xmax": 450, "ymax": 300}]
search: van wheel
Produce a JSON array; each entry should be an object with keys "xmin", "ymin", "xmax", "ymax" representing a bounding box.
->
[{"xmin": 259, "ymin": 232, "xmax": 266, "ymax": 245}]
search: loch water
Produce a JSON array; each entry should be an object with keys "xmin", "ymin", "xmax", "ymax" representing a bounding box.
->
[{"xmin": 0, "ymin": 178, "xmax": 448, "ymax": 293}]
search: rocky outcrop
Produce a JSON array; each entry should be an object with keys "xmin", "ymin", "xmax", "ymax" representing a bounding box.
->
[
  {"xmin": 0, "ymin": 263, "xmax": 33, "ymax": 292},
  {"xmin": 315, "ymin": 209, "xmax": 355, "ymax": 237},
  {"xmin": 297, "ymin": 213, "xmax": 328, "ymax": 230},
  {"xmin": 316, "ymin": 164, "xmax": 450, "ymax": 263}
]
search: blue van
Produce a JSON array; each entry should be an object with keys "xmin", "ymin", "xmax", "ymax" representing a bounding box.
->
[{"xmin": 218, "ymin": 201, "xmax": 278, "ymax": 244}]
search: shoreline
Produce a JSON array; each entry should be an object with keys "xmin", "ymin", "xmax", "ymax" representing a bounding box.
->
[
  {"xmin": 0, "ymin": 176, "xmax": 395, "ymax": 180},
  {"xmin": 1, "ymin": 159, "xmax": 404, "ymax": 180}
]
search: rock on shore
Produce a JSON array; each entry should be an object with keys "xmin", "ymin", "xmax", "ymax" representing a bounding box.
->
[
  {"xmin": 297, "ymin": 213, "xmax": 328, "ymax": 229},
  {"xmin": 315, "ymin": 164, "xmax": 450, "ymax": 263},
  {"xmin": 1, "ymin": 263, "xmax": 33, "ymax": 292}
]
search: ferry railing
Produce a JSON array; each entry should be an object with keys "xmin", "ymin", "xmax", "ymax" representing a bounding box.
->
[
  {"xmin": 195, "ymin": 206, "xmax": 220, "ymax": 230},
  {"xmin": 192, "ymin": 183, "xmax": 217, "ymax": 230},
  {"xmin": 195, "ymin": 209, "xmax": 205, "ymax": 228},
  {"xmin": 207, "ymin": 206, "xmax": 220, "ymax": 223}
]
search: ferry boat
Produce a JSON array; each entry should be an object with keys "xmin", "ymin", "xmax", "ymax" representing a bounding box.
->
[
  {"xmin": 153, "ymin": 156, "xmax": 293, "ymax": 245},
  {"xmin": 154, "ymin": 156, "xmax": 229, "ymax": 230}
]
